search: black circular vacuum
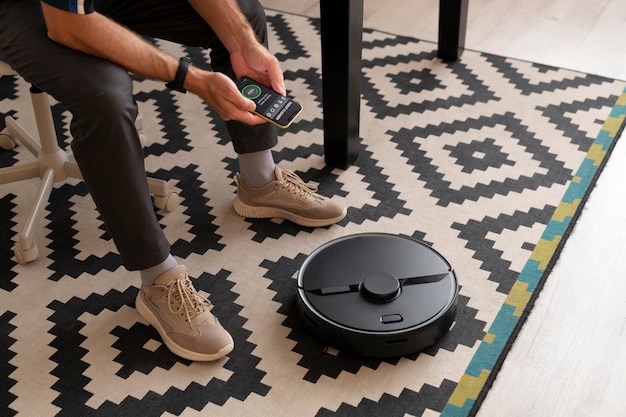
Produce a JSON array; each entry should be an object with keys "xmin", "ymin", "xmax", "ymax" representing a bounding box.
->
[{"xmin": 296, "ymin": 233, "xmax": 458, "ymax": 358}]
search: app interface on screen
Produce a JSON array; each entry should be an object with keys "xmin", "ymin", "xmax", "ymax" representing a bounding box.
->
[{"xmin": 240, "ymin": 80, "xmax": 298, "ymax": 124}]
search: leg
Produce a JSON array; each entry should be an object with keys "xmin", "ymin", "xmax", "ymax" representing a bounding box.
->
[
  {"xmin": 437, "ymin": 0, "xmax": 469, "ymax": 61},
  {"xmin": 319, "ymin": 0, "xmax": 363, "ymax": 169},
  {"xmin": 1, "ymin": 1, "xmax": 234, "ymax": 362},
  {"xmin": 0, "ymin": 0, "xmax": 234, "ymax": 361},
  {"xmin": 0, "ymin": 1, "xmax": 170, "ymax": 271}
]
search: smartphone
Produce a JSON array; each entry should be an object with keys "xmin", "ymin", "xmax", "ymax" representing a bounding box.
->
[{"xmin": 237, "ymin": 76, "xmax": 303, "ymax": 128}]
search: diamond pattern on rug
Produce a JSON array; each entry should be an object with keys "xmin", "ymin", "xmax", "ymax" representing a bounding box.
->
[
  {"xmin": 392, "ymin": 112, "xmax": 573, "ymax": 206},
  {"xmin": 1, "ymin": 11, "xmax": 625, "ymax": 417}
]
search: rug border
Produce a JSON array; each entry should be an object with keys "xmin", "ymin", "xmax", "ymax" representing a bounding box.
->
[{"xmin": 440, "ymin": 88, "xmax": 626, "ymax": 417}]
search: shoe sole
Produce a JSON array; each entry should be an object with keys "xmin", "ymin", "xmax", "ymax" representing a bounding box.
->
[
  {"xmin": 135, "ymin": 293, "xmax": 234, "ymax": 362},
  {"xmin": 233, "ymin": 197, "xmax": 347, "ymax": 227}
]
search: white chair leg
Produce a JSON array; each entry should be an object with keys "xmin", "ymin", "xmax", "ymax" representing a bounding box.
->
[
  {"xmin": 12, "ymin": 167, "xmax": 56, "ymax": 264},
  {"xmin": 5, "ymin": 114, "xmax": 42, "ymax": 156}
]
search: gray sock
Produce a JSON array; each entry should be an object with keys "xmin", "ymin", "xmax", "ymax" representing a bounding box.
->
[
  {"xmin": 139, "ymin": 254, "xmax": 179, "ymax": 287},
  {"xmin": 238, "ymin": 149, "xmax": 276, "ymax": 187}
]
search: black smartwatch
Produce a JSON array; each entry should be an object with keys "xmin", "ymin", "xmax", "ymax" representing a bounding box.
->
[{"xmin": 166, "ymin": 57, "xmax": 191, "ymax": 93}]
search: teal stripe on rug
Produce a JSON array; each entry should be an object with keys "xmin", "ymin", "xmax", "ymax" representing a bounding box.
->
[{"xmin": 441, "ymin": 86, "xmax": 626, "ymax": 417}]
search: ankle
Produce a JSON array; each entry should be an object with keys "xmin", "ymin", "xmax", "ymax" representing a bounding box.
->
[
  {"xmin": 139, "ymin": 254, "xmax": 179, "ymax": 287},
  {"xmin": 238, "ymin": 150, "xmax": 276, "ymax": 187}
]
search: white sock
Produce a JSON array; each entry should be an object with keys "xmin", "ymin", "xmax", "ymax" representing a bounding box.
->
[
  {"xmin": 238, "ymin": 150, "xmax": 276, "ymax": 187},
  {"xmin": 139, "ymin": 254, "xmax": 179, "ymax": 286}
]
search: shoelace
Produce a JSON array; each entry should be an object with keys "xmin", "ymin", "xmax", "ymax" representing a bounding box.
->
[
  {"xmin": 166, "ymin": 277, "xmax": 210, "ymax": 326},
  {"xmin": 280, "ymin": 169, "xmax": 321, "ymax": 199}
]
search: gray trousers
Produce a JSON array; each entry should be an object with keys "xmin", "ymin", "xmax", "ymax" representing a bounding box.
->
[{"xmin": 0, "ymin": 0, "xmax": 277, "ymax": 270}]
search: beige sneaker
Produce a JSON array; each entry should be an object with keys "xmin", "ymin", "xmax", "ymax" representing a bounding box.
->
[
  {"xmin": 233, "ymin": 167, "xmax": 347, "ymax": 227},
  {"xmin": 135, "ymin": 265, "xmax": 234, "ymax": 361}
]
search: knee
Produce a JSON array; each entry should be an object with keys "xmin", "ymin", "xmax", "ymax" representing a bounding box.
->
[
  {"xmin": 71, "ymin": 72, "xmax": 136, "ymax": 121},
  {"xmin": 67, "ymin": 69, "xmax": 138, "ymax": 140}
]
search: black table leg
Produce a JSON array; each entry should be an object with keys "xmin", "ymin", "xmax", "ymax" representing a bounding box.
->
[
  {"xmin": 318, "ymin": 0, "xmax": 467, "ymax": 168},
  {"xmin": 319, "ymin": 0, "xmax": 364, "ymax": 169},
  {"xmin": 437, "ymin": 0, "xmax": 469, "ymax": 61}
]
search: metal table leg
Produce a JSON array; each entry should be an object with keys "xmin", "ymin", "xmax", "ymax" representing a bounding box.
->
[
  {"xmin": 319, "ymin": 0, "xmax": 364, "ymax": 169},
  {"xmin": 437, "ymin": 0, "xmax": 469, "ymax": 61},
  {"xmin": 319, "ymin": 0, "xmax": 468, "ymax": 168}
]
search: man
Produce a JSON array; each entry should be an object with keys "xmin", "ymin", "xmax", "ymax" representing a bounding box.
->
[{"xmin": 0, "ymin": 0, "xmax": 346, "ymax": 361}]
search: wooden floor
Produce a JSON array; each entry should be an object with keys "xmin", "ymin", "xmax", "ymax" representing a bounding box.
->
[{"xmin": 261, "ymin": 1, "xmax": 626, "ymax": 415}]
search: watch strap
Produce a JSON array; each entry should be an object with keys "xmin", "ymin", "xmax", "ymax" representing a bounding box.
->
[{"xmin": 165, "ymin": 57, "xmax": 191, "ymax": 93}]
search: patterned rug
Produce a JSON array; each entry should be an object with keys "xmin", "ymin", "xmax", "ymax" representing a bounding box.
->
[{"xmin": 2, "ymin": 10, "xmax": 626, "ymax": 417}]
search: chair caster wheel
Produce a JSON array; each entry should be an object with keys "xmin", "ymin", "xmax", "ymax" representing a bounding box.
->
[
  {"xmin": 0, "ymin": 131, "xmax": 16, "ymax": 150},
  {"xmin": 154, "ymin": 192, "xmax": 180, "ymax": 212},
  {"xmin": 13, "ymin": 242, "xmax": 39, "ymax": 264}
]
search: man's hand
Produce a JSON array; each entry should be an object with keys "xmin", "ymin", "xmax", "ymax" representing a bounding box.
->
[
  {"xmin": 230, "ymin": 42, "xmax": 286, "ymax": 96},
  {"xmin": 188, "ymin": 0, "xmax": 287, "ymax": 121},
  {"xmin": 184, "ymin": 39, "xmax": 285, "ymax": 126},
  {"xmin": 184, "ymin": 40, "xmax": 286, "ymax": 125},
  {"xmin": 186, "ymin": 69, "xmax": 267, "ymax": 125}
]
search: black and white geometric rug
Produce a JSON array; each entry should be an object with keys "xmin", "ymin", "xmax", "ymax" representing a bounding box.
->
[{"xmin": 2, "ymin": 10, "xmax": 626, "ymax": 417}]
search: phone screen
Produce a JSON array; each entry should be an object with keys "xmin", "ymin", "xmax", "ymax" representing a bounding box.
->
[{"xmin": 238, "ymin": 77, "xmax": 303, "ymax": 128}]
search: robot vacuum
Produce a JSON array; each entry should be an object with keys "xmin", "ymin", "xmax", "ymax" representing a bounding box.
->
[{"xmin": 296, "ymin": 233, "xmax": 458, "ymax": 358}]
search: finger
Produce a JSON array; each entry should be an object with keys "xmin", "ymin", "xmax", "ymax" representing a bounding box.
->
[
  {"xmin": 248, "ymin": 113, "xmax": 267, "ymax": 125},
  {"xmin": 267, "ymin": 63, "xmax": 286, "ymax": 95},
  {"xmin": 226, "ymin": 92, "xmax": 256, "ymax": 115},
  {"xmin": 238, "ymin": 111, "xmax": 267, "ymax": 125},
  {"xmin": 242, "ymin": 97, "xmax": 257, "ymax": 113},
  {"xmin": 224, "ymin": 106, "xmax": 267, "ymax": 125}
]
